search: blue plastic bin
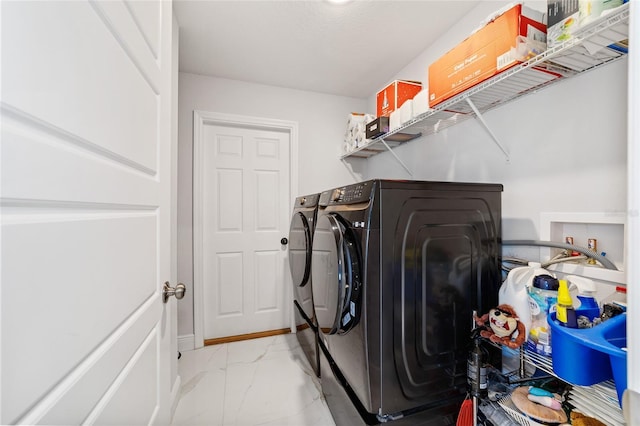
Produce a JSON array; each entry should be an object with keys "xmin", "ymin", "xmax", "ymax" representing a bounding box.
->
[{"xmin": 548, "ymin": 312, "xmax": 627, "ymax": 406}]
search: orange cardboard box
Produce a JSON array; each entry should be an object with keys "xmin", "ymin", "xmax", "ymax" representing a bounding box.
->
[
  {"xmin": 377, "ymin": 80, "xmax": 422, "ymax": 117},
  {"xmin": 428, "ymin": 4, "xmax": 546, "ymax": 108}
]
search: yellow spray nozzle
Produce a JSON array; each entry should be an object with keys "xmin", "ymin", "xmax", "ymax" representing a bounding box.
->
[{"xmin": 557, "ymin": 279, "xmax": 573, "ymax": 306}]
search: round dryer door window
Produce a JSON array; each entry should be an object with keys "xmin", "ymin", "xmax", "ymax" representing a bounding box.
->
[
  {"xmin": 312, "ymin": 213, "xmax": 361, "ymax": 335},
  {"xmin": 289, "ymin": 211, "xmax": 312, "ymax": 288}
]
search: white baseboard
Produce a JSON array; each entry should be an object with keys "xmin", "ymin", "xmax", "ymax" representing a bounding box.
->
[{"xmin": 178, "ymin": 334, "xmax": 195, "ymax": 352}]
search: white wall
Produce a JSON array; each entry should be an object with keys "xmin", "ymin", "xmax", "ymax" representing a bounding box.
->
[
  {"xmin": 177, "ymin": 1, "xmax": 628, "ymax": 340},
  {"xmin": 364, "ymin": 60, "xmax": 627, "ymax": 241},
  {"xmin": 358, "ymin": 2, "xmax": 634, "ymax": 416},
  {"xmin": 358, "ymin": 1, "xmax": 627, "ymax": 263},
  {"xmin": 625, "ymin": 0, "xmax": 638, "ymax": 413},
  {"xmin": 177, "ymin": 73, "xmax": 366, "ymax": 337}
]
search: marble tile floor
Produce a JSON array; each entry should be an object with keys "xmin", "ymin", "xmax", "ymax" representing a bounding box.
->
[{"xmin": 171, "ymin": 333, "xmax": 337, "ymax": 426}]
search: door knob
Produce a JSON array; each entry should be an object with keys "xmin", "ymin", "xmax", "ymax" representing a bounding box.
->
[
  {"xmin": 163, "ymin": 282, "xmax": 186, "ymax": 303},
  {"xmin": 281, "ymin": 237, "xmax": 288, "ymax": 245}
]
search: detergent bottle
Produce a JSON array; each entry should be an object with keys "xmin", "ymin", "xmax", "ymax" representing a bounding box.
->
[
  {"xmin": 568, "ymin": 275, "xmax": 600, "ymax": 327},
  {"xmin": 527, "ymin": 274, "xmax": 559, "ymax": 356},
  {"xmin": 499, "ymin": 262, "xmax": 550, "ymax": 372},
  {"xmin": 499, "ymin": 262, "xmax": 550, "ymax": 336}
]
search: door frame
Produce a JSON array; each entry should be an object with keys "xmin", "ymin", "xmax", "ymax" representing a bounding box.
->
[{"xmin": 192, "ymin": 110, "xmax": 298, "ymax": 349}]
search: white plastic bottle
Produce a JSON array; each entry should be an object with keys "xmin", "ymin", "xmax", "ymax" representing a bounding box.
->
[
  {"xmin": 499, "ymin": 262, "xmax": 550, "ymax": 373},
  {"xmin": 499, "ymin": 262, "xmax": 550, "ymax": 336}
]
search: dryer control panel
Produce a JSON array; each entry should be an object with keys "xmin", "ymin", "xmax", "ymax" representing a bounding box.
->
[
  {"xmin": 295, "ymin": 193, "xmax": 320, "ymax": 208},
  {"xmin": 321, "ymin": 181, "xmax": 373, "ymax": 205}
]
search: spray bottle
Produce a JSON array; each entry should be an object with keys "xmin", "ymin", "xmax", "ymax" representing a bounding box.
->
[{"xmin": 556, "ymin": 279, "xmax": 578, "ymax": 328}]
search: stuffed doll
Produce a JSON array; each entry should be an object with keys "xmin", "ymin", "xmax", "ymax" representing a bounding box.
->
[{"xmin": 474, "ymin": 304, "xmax": 526, "ymax": 349}]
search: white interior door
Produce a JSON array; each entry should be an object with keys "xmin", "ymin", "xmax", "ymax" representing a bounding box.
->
[
  {"xmin": 194, "ymin": 113, "xmax": 293, "ymax": 341},
  {"xmin": 1, "ymin": 1, "xmax": 176, "ymax": 424}
]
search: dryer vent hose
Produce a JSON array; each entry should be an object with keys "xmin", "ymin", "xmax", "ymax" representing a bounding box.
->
[{"xmin": 502, "ymin": 240, "xmax": 618, "ymax": 271}]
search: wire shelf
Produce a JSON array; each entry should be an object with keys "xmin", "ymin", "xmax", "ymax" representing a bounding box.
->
[
  {"xmin": 342, "ymin": 3, "xmax": 629, "ymax": 160},
  {"xmin": 498, "ymin": 344, "xmax": 624, "ymax": 426},
  {"xmin": 497, "ymin": 394, "xmax": 546, "ymax": 426}
]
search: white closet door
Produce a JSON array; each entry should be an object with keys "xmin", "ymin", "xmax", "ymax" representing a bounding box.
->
[
  {"xmin": 1, "ymin": 1, "xmax": 175, "ymax": 424},
  {"xmin": 200, "ymin": 122, "xmax": 291, "ymax": 340}
]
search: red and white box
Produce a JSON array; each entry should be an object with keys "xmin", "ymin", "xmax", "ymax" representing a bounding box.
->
[{"xmin": 376, "ymin": 80, "xmax": 422, "ymax": 118}]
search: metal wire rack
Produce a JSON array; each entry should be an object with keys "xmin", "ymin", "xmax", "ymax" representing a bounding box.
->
[
  {"xmin": 342, "ymin": 3, "xmax": 629, "ymax": 160},
  {"xmin": 497, "ymin": 345, "xmax": 625, "ymax": 426}
]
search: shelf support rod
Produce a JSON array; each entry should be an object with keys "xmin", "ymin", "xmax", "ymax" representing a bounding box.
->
[
  {"xmin": 379, "ymin": 138, "xmax": 413, "ymax": 177},
  {"xmin": 340, "ymin": 158, "xmax": 364, "ymax": 182},
  {"xmin": 466, "ymin": 98, "xmax": 510, "ymax": 162}
]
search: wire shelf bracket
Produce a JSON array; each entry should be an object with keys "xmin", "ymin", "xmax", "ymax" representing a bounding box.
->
[
  {"xmin": 466, "ymin": 98, "xmax": 510, "ymax": 162},
  {"xmin": 379, "ymin": 138, "xmax": 414, "ymax": 177},
  {"xmin": 340, "ymin": 3, "xmax": 629, "ymax": 165}
]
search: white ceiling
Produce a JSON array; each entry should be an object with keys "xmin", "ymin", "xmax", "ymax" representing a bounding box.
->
[{"xmin": 173, "ymin": 0, "xmax": 480, "ymax": 98}]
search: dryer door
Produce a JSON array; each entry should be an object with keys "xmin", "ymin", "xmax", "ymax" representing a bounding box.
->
[
  {"xmin": 289, "ymin": 211, "xmax": 315, "ymax": 327},
  {"xmin": 289, "ymin": 211, "xmax": 312, "ymax": 288},
  {"xmin": 312, "ymin": 213, "xmax": 361, "ymax": 336}
]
